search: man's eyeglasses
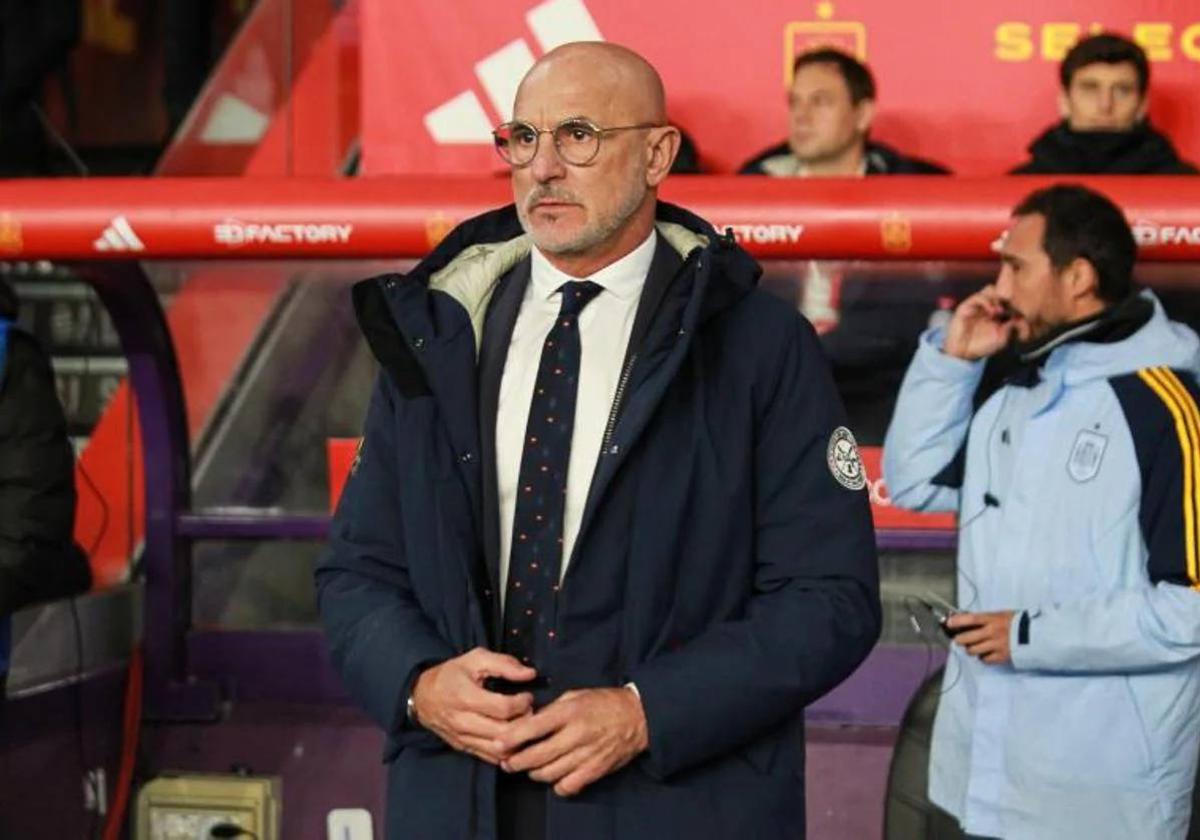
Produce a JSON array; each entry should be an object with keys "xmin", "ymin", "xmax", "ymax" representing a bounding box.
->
[{"xmin": 492, "ymin": 118, "xmax": 664, "ymax": 167}]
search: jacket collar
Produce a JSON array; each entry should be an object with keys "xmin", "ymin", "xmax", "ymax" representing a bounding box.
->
[
  {"xmin": 369, "ymin": 201, "xmax": 759, "ymax": 355},
  {"xmin": 972, "ymin": 290, "xmax": 1183, "ymax": 419},
  {"xmin": 1016, "ymin": 292, "xmax": 1154, "ymax": 367},
  {"xmin": 1025, "ymin": 121, "xmax": 1191, "ymax": 174},
  {"xmin": 981, "ymin": 290, "xmax": 1197, "ymax": 421},
  {"xmin": 352, "ymin": 200, "xmax": 761, "ymax": 402},
  {"xmin": 987, "ymin": 292, "xmax": 1154, "ymax": 390}
]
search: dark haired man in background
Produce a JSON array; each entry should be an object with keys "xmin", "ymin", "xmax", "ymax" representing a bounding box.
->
[
  {"xmin": 885, "ymin": 184, "xmax": 1200, "ymax": 838},
  {"xmin": 740, "ymin": 47, "xmax": 952, "ymax": 444},
  {"xmin": 1013, "ymin": 32, "xmax": 1196, "ymax": 174},
  {"xmin": 740, "ymin": 48, "xmax": 948, "ymax": 177}
]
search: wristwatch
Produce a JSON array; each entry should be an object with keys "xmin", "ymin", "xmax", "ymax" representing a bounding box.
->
[{"xmin": 406, "ymin": 692, "xmax": 419, "ymax": 726}]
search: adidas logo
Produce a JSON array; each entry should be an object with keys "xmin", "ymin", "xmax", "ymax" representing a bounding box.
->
[
  {"xmin": 424, "ymin": 0, "xmax": 604, "ymax": 144},
  {"xmin": 93, "ymin": 216, "xmax": 145, "ymax": 252}
]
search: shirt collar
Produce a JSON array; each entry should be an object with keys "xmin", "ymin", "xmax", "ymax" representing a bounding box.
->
[{"xmin": 530, "ymin": 230, "xmax": 657, "ymax": 303}]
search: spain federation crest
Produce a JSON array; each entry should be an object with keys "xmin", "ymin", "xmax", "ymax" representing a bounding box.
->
[
  {"xmin": 881, "ymin": 213, "xmax": 912, "ymax": 254},
  {"xmin": 784, "ymin": 3, "xmax": 868, "ymax": 87},
  {"xmin": 827, "ymin": 426, "xmax": 866, "ymax": 491},
  {"xmin": 0, "ymin": 213, "xmax": 23, "ymax": 254},
  {"xmin": 1067, "ymin": 429, "xmax": 1107, "ymax": 483}
]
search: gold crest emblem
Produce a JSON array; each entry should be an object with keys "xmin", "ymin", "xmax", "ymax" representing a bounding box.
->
[
  {"xmin": 881, "ymin": 213, "xmax": 912, "ymax": 254},
  {"xmin": 425, "ymin": 213, "xmax": 457, "ymax": 249},
  {"xmin": 0, "ymin": 213, "xmax": 23, "ymax": 254},
  {"xmin": 784, "ymin": 3, "xmax": 868, "ymax": 86}
]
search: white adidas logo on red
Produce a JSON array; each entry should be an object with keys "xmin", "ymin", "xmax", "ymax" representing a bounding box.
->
[
  {"xmin": 424, "ymin": 0, "xmax": 604, "ymax": 144},
  {"xmin": 93, "ymin": 216, "xmax": 145, "ymax": 252}
]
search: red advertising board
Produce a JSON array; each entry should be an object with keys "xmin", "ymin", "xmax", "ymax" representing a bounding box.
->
[
  {"xmin": 361, "ymin": 0, "xmax": 1200, "ymax": 176},
  {"xmin": 328, "ymin": 438, "xmax": 359, "ymax": 513},
  {"xmin": 859, "ymin": 446, "xmax": 956, "ymax": 531},
  {"xmin": 5, "ymin": 176, "xmax": 1200, "ymax": 261}
]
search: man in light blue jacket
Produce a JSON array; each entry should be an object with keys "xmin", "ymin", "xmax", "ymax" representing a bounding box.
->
[{"xmin": 885, "ymin": 184, "xmax": 1200, "ymax": 839}]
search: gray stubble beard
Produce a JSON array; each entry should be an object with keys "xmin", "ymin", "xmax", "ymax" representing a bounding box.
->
[{"xmin": 517, "ymin": 165, "xmax": 648, "ymax": 257}]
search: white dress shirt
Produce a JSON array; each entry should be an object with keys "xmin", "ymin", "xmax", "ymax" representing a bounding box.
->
[{"xmin": 496, "ymin": 231, "xmax": 656, "ymax": 608}]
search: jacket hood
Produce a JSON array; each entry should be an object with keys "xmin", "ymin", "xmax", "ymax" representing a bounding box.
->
[
  {"xmin": 1017, "ymin": 121, "xmax": 1197, "ymax": 175},
  {"xmin": 0, "ymin": 277, "xmax": 16, "ymax": 320},
  {"xmin": 364, "ymin": 201, "xmax": 761, "ymax": 355},
  {"xmin": 1046, "ymin": 290, "xmax": 1200, "ymax": 385},
  {"xmin": 406, "ymin": 200, "xmax": 744, "ymax": 283}
]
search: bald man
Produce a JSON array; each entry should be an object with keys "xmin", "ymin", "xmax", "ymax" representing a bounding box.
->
[{"xmin": 317, "ymin": 43, "xmax": 880, "ymax": 840}]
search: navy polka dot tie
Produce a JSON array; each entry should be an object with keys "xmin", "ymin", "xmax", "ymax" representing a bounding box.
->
[{"xmin": 502, "ymin": 280, "xmax": 604, "ymax": 668}]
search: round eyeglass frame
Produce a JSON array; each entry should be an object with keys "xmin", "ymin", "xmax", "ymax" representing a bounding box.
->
[{"xmin": 492, "ymin": 118, "xmax": 665, "ymax": 167}]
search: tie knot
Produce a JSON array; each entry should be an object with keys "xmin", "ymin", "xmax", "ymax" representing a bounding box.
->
[{"xmin": 557, "ymin": 281, "xmax": 603, "ymax": 317}]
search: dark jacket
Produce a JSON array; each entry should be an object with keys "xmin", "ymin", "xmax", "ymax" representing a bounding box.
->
[
  {"xmin": 1012, "ymin": 121, "xmax": 1198, "ymax": 175},
  {"xmin": 739, "ymin": 139, "xmax": 950, "ymax": 175},
  {"xmin": 0, "ymin": 278, "xmax": 90, "ymax": 617},
  {"xmin": 316, "ymin": 202, "xmax": 881, "ymax": 839}
]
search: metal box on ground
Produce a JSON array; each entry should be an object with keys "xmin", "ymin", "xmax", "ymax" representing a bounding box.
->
[{"xmin": 135, "ymin": 773, "xmax": 280, "ymax": 840}]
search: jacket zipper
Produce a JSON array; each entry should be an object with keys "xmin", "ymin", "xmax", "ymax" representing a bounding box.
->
[
  {"xmin": 551, "ymin": 350, "xmax": 637, "ymax": 688},
  {"xmin": 601, "ymin": 352, "xmax": 638, "ymax": 454},
  {"xmin": 554, "ymin": 254, "xmax": 703, "ymax": 682}
]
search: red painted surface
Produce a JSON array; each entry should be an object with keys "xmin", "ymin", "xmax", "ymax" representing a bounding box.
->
[
  {"xmin": 360, "ymin": 0, "xmax": 1200, "ymax": 176},
  {"xmin": 71, "ymin": 0, "xmax": 361, "ymax": 586},
  {"xmin": 860, "ymin": 446, "xmax": 957, "ymax": 531},
  {"xmin": 156, "ymin": 0, "xmax": 287, "ymax": 177},
  {"xmin": 157, "ymin": 0, "xmax": 359, "ymax": 177},
  {"xmin": 327, "ymin": 438, "xmax": 358, "ymax": 513}
]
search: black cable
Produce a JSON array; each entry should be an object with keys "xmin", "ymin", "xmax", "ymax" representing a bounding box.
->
[
  {"xmin": 956, "ymin": 385, "xmax": 1011, "ymax": 533},
  {"xmin": 70, "ymin": 278, "xmax": 111, "ymax": 558},
  {"xmin": 935, "ymin": 385, "xmax": 1009, "ymax": 697},
  {"xmin": 67, "ymin": 595, "xmax": 99, "ymax": 839},
  {"xmin": 901, "ymin": 594, "xmax": 937, "ymax": 686},
  {"xmin": 72, "ymin": 280, "xmax": 114, "ymax": 838},
  {"xmin": 902, "ymin": 593, "xmax": 965, "ymax": 698},
  {"xmin": 76, "ymin": 460, "xmax": 110, "ymax": 559},
  {"xmin": 28, "ymin": 102, "xmax": 89, "ymax": 177},
  {"xmin": 901, "ymin": 547, "xmax": 984, "ymax": 700},
  {"xmin": 125, "ymin": 377, "xmax": 134, "ymax": 573}
]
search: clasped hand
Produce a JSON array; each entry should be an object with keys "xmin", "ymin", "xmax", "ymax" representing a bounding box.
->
[{"xmin": 411, "ymin": 647, "xmax": 649, "ymax": 796}]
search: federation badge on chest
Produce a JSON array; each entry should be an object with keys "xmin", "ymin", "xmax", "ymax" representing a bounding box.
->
[
  {"xmin": 827, "ymin": 426, "xmax": 866, "ymax": 491},
  {"xmin": 1067, "ymin": 429, "xmax": 1107, "ymax": 483}
]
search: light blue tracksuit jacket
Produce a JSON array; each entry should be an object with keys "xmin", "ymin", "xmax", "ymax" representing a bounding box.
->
[{"xmin": 884, "ymin": 291, "xmax": 1200, "ymax": 839}]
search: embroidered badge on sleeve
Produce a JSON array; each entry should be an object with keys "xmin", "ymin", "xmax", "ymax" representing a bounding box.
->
[{"xmin": 827, "ymin": 426, "xmax": 867, "ymax": 491}]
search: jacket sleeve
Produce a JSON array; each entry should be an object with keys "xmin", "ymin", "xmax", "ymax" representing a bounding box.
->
[
  {"xmin": 0, "ymin": 333, "xmax": 90, "ymax": 615},
  {"xmin": 882, "ymin": 326, "xmax": 984, "ymax": 513},
  {"xmin": 1008, "ymin": 584, "xmax": 1200, "ymax": 673},
  {"xmin": 627, "ymin": 315, "xmax": 881, "ymax": 779},
  {"xmin": 1011, "ymin": 367, "xmax": 1200, "ymax": 673},
  {"xmin": 315, "ymin": 374, "xmax": 455, "ymax": 733}
]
